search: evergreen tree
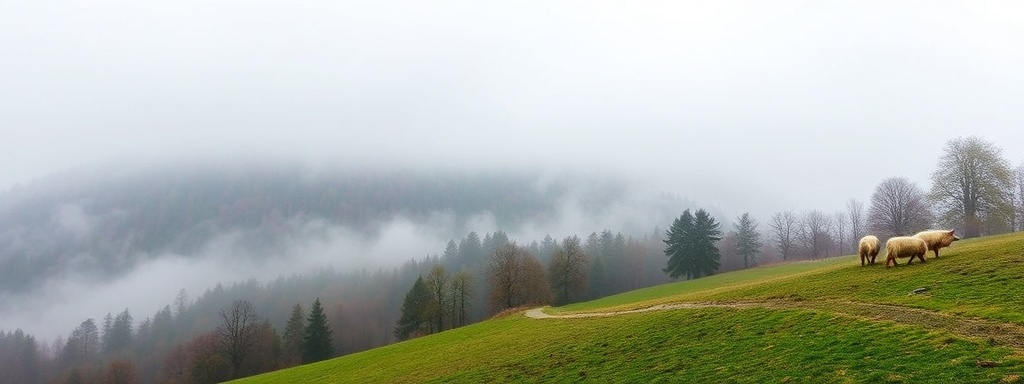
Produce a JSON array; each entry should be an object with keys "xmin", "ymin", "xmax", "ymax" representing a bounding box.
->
[
  {"xmin": 482, "ymin": 230, "xmax": 510, "ymax": 257},
  {"xmin": 394, "ymin": 277, "xmax": 430, "ymax": 340},
  {"xmin": 663, "ymin": 210, "xmax": 694, "ymax": 279},
  {"xmin": 458, "ymin": 232, "xmax": 483, "ymax": 267},
  {"xmin": 664, "ymin": 209, "xmax": 722, "ymax": 279},
  {"xmin": 539, "ymin": 234, "xmax": 557, "ymax": 263},
  {"xmin": 732, "ymin": 212, "xmax": 762, "ymax": 268},
  {"xmin": 281, "ymin": 304, "xmax": 305, "ymax": 366},
  {"xmin": 441, "ymin": 239, "xmax": 460, "ymax": 268},
  {"xmin": 302, "ymin": 298, "xmax": 334, "ymax": 363},
  {"xmin": 104, "ymin": 309, "xmax": 133, "ymax": 353},
  {"xmin": 101, "ymin": 313, "xmax": 113, "ymax": 350},
  {"xmin": 62, "ymin": 319, "xmax": 99, "ymax": 366}
]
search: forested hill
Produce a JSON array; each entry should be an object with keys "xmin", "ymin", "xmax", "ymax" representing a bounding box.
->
[{"xmin": 0, "ymin": 163, "xmax": 637, "ymax": 295}]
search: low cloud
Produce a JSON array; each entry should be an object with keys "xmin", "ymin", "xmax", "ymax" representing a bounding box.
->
[{"xmin": 0, "ymin": 181, "xmax": 696, "ymax": 341}]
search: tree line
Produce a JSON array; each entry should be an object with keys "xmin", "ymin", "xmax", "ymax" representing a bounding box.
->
[
  {"xmin": 0, "ymin": 225, "xmax": 680, "ymax": 383},
  {"xmin": 1, "ymin": 135, "xmax": 1021, "ymax": 383},
  {"xmin": 765, "ymin": 136, "xmax": 1024, "ymax": 263}
]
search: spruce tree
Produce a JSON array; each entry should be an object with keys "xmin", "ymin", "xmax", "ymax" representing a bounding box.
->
[
  {"xmin": 733, "ymin": 212, "xmax": 762, "ymax": 268},
  {"xmin": 302, "ymin": 298, "xmax": 334, "ymax": 363},
  {"xmin": 104, "ymin": 309, "xmax": 133, "ymax": 353},
  {"xmin": 664, "ymin": 209, "xmax": 722, "ymax": 279},
  {"xmin": 663, "ymin": 210, "xmax": 695, "ymax": 279},
  {"xmin": 394, "ymin": 276, "xmax": 430, "ymax": 340},
  {"xmin": 281, "ymin": 304, "xmax": 305, "ymax": 366}
]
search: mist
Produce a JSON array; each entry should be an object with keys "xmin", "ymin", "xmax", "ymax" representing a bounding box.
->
[
  {"xmin": 0, "ymin": 166, "xmax": 696, "ymax": 340},
  {"xmin": 2, "ymin": 0, "xmax": 1024, "ymax": 344},
  {"xmin": 3, "ymin": 1, "xmax": 1024, "ymax": 211}
]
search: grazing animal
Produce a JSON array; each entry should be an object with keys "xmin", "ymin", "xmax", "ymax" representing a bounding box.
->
[
  {"xmin": 884, "ymin": 236, "xmax": 929, "ymax": 268},
  {"xmin": 913, "ymin": 229, "xmax": 959, "ymax": 259},
  {"xmin": 858, "ymin": 235, "xmax": 880, "ymax": 266}
]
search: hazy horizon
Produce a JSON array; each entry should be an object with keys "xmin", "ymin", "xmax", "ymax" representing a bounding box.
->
[
  {"xmin": 3, "ymin": 0, "xmax": 1024, "ymax": 342},
  {"xmin": 4, "ymin": 1, "xmax": 1023, "ymax": 217}
]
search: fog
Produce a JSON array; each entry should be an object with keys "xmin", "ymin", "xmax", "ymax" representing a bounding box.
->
[
  {"xmin": 4, "ymin": 1, "xmax": 1024, "ymax": 211},
  {"xmin": 0, "ymin": 176, "xmax": 690, "ymax": 339},
  {"xmin": 2, "ymin": 1, "xmax": 1024, "ymax": 339}
]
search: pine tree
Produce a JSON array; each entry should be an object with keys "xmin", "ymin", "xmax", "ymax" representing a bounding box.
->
[
  {"xmin": 104, "ymin": 309, "xmax": 133, "ymax": 353},
  {"xmin": 302, "ymin": 298, "xmax": 334, "ymax": 363},
  {"xmin": 62, "ymin": 319, "xmax": 99, "ymax": 366},
  {"xmin": 733, "ymin": 212, "xmax": 762, "ymax": 268},
  {"xmin": 663, "ymin": 210, "xmax": 695, "ymax": 279},
  {"xmin": 281, "ymin": 304, "xmax": 305, "ymax": 366},
  {"xmin": 441, "ymin": 240, "xmax": 460, "ymax": 268},
  {"xmin": 664, "ymin": 209, "xmax": 722, "ymax": 279},
  {"xmin": 458, "ymin": 232, "xmax": 483, "ymax": 267},
  {"xmin": 394, "ymin": 277, "xmax": 430, "ymax": 340}
]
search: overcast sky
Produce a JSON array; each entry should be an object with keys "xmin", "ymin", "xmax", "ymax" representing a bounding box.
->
[{"xmin": 3, "ymin": 1, "xmax": 1024, "ymax": 219}]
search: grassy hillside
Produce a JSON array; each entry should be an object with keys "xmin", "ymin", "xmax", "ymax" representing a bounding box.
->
[{"xmin": 236, "ymin": 232, "xmax": 1024, "ymax": 383}]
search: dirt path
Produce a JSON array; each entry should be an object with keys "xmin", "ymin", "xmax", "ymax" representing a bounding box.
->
[{"xmin": 525, "ymin": 300, "xmax": 1024, "ymax": 352}]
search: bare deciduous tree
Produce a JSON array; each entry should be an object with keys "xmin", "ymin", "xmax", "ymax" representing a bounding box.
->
[
  {"xmin": 488, "ymin": 243, "xmax": 523, "ymax": 313},
  {"xmin": 521, "ymin": 253, "xmax": 554, "ymax": 307},
  {"xmin": 488, "ymin": 242, "xmax": 553, "ymax": 313},
  {"xmin": 799, "ymin": 210, "xmax": 832, "ymax": 259},
  {"xmin": 548, "ymin": 235, "xmax": 589, "ymax": 305},
  {"xmin": 868, "ymin": 177, "xmax": 932, "ymax": 238},
  {"xmin": 930, "ymin": 136, "xmax": 1014, "ymax": 237},
  {"xmin": 1013, "ymin": 163, "xmax": 1024, "ymax": 232},
  {"xmin": 218, "ymin": 300, "xmax": 259, "ymax": 376},
  {"xmin": 448, "ymin": 271, "xmax": 472, "ymax": 328},
  {"xmin": 846, "ymin": 199, "xmax": 865, "ymax": 246},
  {"xmin": 424, "ymin": 264, "xmax": 450, "ymax": 333},
  {"xmin": 833, "ymin": 211, "xmax": 848, "ymax": 255},
  {"xmin": 769, "ymin": 211, "xmax": 798, "ymax": 261}
]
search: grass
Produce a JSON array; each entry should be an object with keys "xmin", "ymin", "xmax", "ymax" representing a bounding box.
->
[{"xmin": 236, "ymin": 232, "xmax": 1024, "ymax": 383}]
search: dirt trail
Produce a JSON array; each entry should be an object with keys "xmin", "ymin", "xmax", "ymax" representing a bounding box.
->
[{"xmin": 525, "ymin": 300, "xmax": 1024, "ymax": 352}]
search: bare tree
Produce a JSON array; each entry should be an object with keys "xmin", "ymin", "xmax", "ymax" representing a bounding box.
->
[
  {"xmin": 488, "ymin": 242, "xmax": 554, "ymax": 313},
  {"xmin": 799, "ymin": 210, "xmax": 833, "ymax": 259},
  {"xmin": 448, "ymin": 271, "xmax": 472, "ymax": 328},
  {"xmin": 548, "ymin": 235, "xmax": 589, "ymax": 305},
  {"xmin": 769, "ymin": 211, "xmax": 798, "ymax": 261},
  {"xmin": 846, "ymin": 199, "xmax": 865, "ymax": 246},
  {"xmin": 488, "ymin": 243, "xmax": 523, "ymax": 313},
  {"xmin": 930, "ymin": 136, "xmax": 1014, "ymax": 237},
  {"xmin": 832, "ymin": 211, "xmax": 848, "ymax": 255},
  {"xmin": 869, "ymin": 177, "xmax": 932, "ymax": 238},
  {"xmin": 1014, "ymin": 163, "xmax": 1024, "ymax": 232},
  {"xmin": 424, "ymin": 264, "xmax": 450, "ymax": 333},
  {"xmin": 521, "ymin": 253, "xmax": 554, "ymax": 307},
  {"xmin": 218, "ymin": 300, "xmax": 259, "ymax": 376}
]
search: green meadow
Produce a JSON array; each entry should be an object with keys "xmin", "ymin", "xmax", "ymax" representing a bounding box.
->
[{"xmin": 236, "ymin": 232, "xmax": 1024, "ymax": 383}]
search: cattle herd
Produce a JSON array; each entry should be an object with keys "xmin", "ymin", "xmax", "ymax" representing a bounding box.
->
[{"xmin": 858, "ymin": 230, "xmax": 960, "ymax": 268}]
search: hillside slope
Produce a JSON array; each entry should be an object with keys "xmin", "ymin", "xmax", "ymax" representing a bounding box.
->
[
  {"xmin": 0, "ymin": 163, "xmax": 640, "ymax": 296},
  {"xmin": 236, "ymin": 232, "xmax": 1024, "ymax": 383}
]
